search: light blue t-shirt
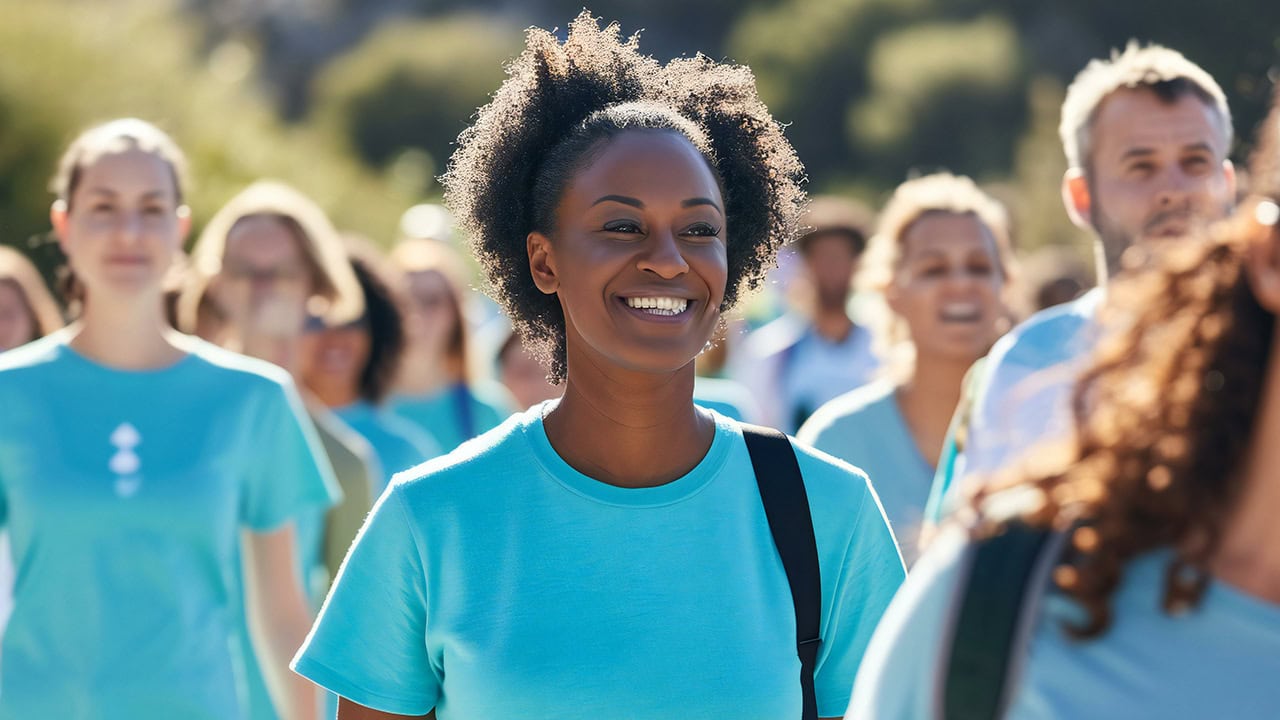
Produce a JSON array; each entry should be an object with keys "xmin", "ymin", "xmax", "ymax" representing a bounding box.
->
[
  {"xmin": 391, "ymin": 381, "xmax": 513, "ymax": 454},
  {"xmin": 0, "ymin": 332, "xmax": 339, "ymax": 719},
  {"xmin": 928, "ymin": 289, "xmax": 1103, "ymax": 522},
  {"xmin": 294, "ymin": 403, "xmax": 905, "ymax": 718},
  {"xmin": 848, "ymin": 526, "xmax": 1280, "ymax": 718},
  {"xmin": 336, "ymin": 400, "xmax": 441, "ymax": 495},
  {"xmin": 799, "ymin": 381, "xmax": 933, "ymax": 566}
]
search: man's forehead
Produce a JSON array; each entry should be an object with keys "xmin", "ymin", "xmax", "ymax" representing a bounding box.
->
[{"xmin": 1090, "ymin": 88, "xmax": 1228, "ymax": 159}]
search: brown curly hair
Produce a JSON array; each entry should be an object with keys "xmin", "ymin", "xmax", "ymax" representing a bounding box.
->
[
  {"xmin": 973, "ymin": 89, "xmax": 1280, "ymax": 638},
  {"xmin": 442, "ymin": 12, "xmax": 805, "ymax": 382}
]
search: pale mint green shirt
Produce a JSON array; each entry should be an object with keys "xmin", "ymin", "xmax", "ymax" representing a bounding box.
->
[{"xmin": 799, "ymin": 380, "xmax": 934, "ymax": 565}]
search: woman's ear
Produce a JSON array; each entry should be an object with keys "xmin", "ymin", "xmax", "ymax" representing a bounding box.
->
[
  {"xmin": 527, "ymin": 231, "xmax": 559, "ymax": 295},
  {"xmin": 50, "ymin": 200, "xmax": 69, "ymax": 250},
  {"xmin": 1245, "ymin": 201, "xmax": 1280, "ymax": 313}
]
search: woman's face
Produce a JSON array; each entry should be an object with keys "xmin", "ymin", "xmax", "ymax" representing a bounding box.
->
[
  {"xmin": 887, "ymin": 212, "xmax": 1006, "ymax": 364},
  {"xmin": 529, "ymin": 130, "xmax": 728, "ymax": 377},
  {"xmin": 403, "ymin": 269, "xmax": 458, "ymax": 359},
  {"xmin": 55, "ymin": 148, "xmax": 187, "ymax": 302},
  {"xmin": 298, "ymin": 315, "xmax": 372, "ymax": 404},
  {"xmin": 0, "ymin": 281, "xmax": 36, "ymax": 351},
  {"xmin": 214, "ymin": 216, "xmax": 317, "ymax": 338}
]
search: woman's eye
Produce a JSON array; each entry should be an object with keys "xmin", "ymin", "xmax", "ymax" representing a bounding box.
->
[
  {"xmin": 603, "ymin": 220, "xmax": 642, "ymax": 234},
  {"xmin": 684, "ymin": 223, "xmax": 721, "ymax": 238},
  {"xmin": 967, "ymin": 263, "xmax": 993, "ymax": 276},
  {"xmin": 91, "ymin": 204, "xmax": 115, "ymax": 213},
  {"xmin": 920, "ymin": 265, "xmax": 946, "ymax": 277}
]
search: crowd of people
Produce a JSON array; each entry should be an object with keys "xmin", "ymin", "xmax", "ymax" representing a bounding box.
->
[{"xmin": 0, "ymin": 10, "xmax": 1277, "ymax": 719}]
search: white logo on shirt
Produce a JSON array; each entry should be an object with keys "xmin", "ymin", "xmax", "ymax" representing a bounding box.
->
[{"xmin": 109, "ymin": 422, "xmax": 142, "ymax": 498}]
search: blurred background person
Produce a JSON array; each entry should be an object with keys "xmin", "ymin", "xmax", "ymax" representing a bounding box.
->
[
  {"xmin": 0, "ymin": 244, "xmax": 64, "ymax": 673},
  {"xmin": 849, "ymin": 95, "xmax": 1280, "ymax": 717},
  {"xmin": 926, "ymin": 44, "xmax": 1237, "ymax": 524},
  {"xmin": 299, "ymin": 237, "xmax": 440, "ymax": 490},
  {"xmin": 0, "ymin": 246, "xmax": 63, "ymax": 353},
  {"xmin": 389, "ymin": 235, "xmax": 514, "ymax": 453},
  {"xmin": 494, "ymin": 323, "xmax": 561, "ymax": 411},
  {"xmin": 693, "ymin": 321, "xmax": 763, "ymax": 423},
  {"xmin": 178, "ymin": 180, "xmax": 376, "ymax": 720},
  {"xmin": 800, "ymin": 173, "xmax": 1016, "ymax": 565},
  {"xmin": 732, "ymin": 196, "xmax": 878, "ymax": 433},
  {"xmin": 0, "ymin": 119, "xmax": 333, "ymax": 719},
  {"xmin": 1019, "ymin": 244, "xmax": 1093, "ymax": 312}
]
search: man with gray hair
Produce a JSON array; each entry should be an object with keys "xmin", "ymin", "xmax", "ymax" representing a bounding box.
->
[{"xmin": 926, "ymin": 42, "xmax": 1236, "ymax": 520}]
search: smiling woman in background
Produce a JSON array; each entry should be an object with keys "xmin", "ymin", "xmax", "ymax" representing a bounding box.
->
[
  {"xmin": 292, "ymin": 13, "xmax": 904, "ymax": 719},
  {"xmin": 799, "ymin": 173, "xmax": 1016, "ymax": 564}
]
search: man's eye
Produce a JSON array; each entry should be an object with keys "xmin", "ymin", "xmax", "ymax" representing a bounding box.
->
[{"xmin": 603, "ymin": 220, "xmax": 642, "ymax": 233}]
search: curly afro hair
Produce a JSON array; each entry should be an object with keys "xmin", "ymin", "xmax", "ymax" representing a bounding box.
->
[{"xmin": 442, "ymin": 11, "xmax": 806, "ymax": 382}]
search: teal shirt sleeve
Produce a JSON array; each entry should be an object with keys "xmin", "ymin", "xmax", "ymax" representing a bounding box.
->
[
  {"xmin": 292, "ymin": 483, "xmax": 437, "ymax": 716},
  {"xmin": 241, "ymin": 378, "xmax": 341, "ymax": 531},
  {"xmin": 793, "ymin": 448, "xmax": 906, "ymax": 712},
  {"xmin": 846, "ymin": 527, "xmax": 969, "ymax": 719}
]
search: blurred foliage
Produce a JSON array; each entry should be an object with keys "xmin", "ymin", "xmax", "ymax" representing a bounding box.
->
[
  {"xmin": 3, "ymin": 0, "xmax": 1279, "ymax": 303},
  {"xmin": 0, "ymin": 0, "xmax": 417, "ymax": 290},
  {"xmin": 310, "ymin": 15, "xmax": 523, "ymax": 194}
]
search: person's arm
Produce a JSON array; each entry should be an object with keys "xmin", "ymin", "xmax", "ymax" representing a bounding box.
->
[
  {"xmin": 243, "ymin": 524, "xmax": 320, "ymax": 720},
  {"xmin": 338, "ymin": 698, "xmax": 435, "ymax": 719}
]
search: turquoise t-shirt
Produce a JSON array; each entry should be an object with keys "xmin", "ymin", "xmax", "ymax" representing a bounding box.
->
[
  {"xmin": 0, "ymin": 332, "xmax": 340, "ymax": 719},
  {"xmin": 391, "ymin": 381, "xmax": 513, "ymax": 454},
  {"xmin": 293, "ymin": 404, "xmax": 905, "ymax": 718},
  {"xmin": 848, "ymin": 526, "xmax": 1280, "ymax": 718},
  {"xmin": 335, "ymin": 400, "xmax": 441, "ymax": 495},
  {"xmin": 798, "ymin": 381, "xmax": 934, "ymax": 566}
]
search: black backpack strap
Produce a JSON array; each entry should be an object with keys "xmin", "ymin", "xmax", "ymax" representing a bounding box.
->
[
  {"xmin": 944, "ymin": 523, "xmax": 1064, "ymax": 720},
  {"xmin": 741, "ymin": 423, "xmax": 821, "ymax": 720}
]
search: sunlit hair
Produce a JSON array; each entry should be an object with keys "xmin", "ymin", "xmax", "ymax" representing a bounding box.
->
[
  {"xmin": 344, "ymin": 236, "xmax": 409, "ymax": 405},
  {"xmin": 50, "ymin": 118, "xmax": 190, "ymax": 312},
  {"xmin": 1059, "ymin": 42, "xmax": 1231, "ymax": 171},
  {"xmin": 442, "ymin": 11, "xmax": 805, "ymax": 382},
  {"xmin": 0, "ymin": 245, "xmax": 64, "ymax": 342},
  {"xmin": 858, "ymin": 172, "xmax": 1015, "ymax": 373},
  {"xmin": 389, "ymin": 237, "xmax": 472, "ymax": 384},
  {"xmin": 50, "ymin": 118, "xmax": 189, "ymax": 211},
  {"xmin": 970, "ymin": 90, "xmax": 1280, "ymax": 638},
  {"xmin": 176, "ymin": 180, "xmax": 363, "ymax": 333}
]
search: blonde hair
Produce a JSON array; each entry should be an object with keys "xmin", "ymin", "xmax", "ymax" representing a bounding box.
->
[
  {"xmin": 389, "ymin": 237, "xmax": 473, "ymax": 382},
  {"xmin": 176, "ymin": 180, "xmax": 363, "ymax": 332},
  {"xmin": 0, "ymin": 246, "xmax": 64, "ymax": 340},
  {"xmin": 1059, "ymin": 42, "xmax": 1230, "ymax": 170},
  {"xmin": 859, "ymin": 172, "xmax": 1015, "ymax": 373}
]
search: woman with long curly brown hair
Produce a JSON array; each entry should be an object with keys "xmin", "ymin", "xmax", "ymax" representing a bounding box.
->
[{"xmin": 848, "ymin": 94, "xmax": 1280, "ymax": 718}]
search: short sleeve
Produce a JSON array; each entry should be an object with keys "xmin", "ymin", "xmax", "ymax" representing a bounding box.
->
[
  {"xmin": 291, "ymin": 484, "xmax": 438, "ymax": 716},
  {"xmin": 845, "ymin": 527, "xmax": 970, "ymax": 719},
  {"xmin": 241, "ymin": 378, "xmax": 341, "ymax": 531},
  {"xmin": 813, "ymin": 482, "xmax": 908, "ymax": 716}
]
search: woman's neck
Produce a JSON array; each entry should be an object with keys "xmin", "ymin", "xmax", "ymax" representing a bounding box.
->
[
  {"xmin": 1213, "ymin": 323, "xmax": 1280, "ymax": 603},
  {"xmin": 308, "ymin": 382, "xmax": 361, "ymax": 410},
  {"xmin": 395, "ymin": 346, "xmax": 458, "ymax": 396},
  {"xmin": 543, "ymin": 358, "xmax": 714, "ymax": 489},
  {"xmin": 69, "ymin": 296, "xmax": 184, "ymax": 370},
  {"xmin": 894, "ymin": 352, "xmax": 973, "ymax": 468}
]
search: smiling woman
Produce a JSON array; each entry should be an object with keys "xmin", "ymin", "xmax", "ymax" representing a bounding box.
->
[
  {"xmin": 798, "ymin": 173, "xmax": 1017, "ymax": 565},
  {"xmin": 290, "ymin": 12, "xmax": 905, "ymax": 720}
]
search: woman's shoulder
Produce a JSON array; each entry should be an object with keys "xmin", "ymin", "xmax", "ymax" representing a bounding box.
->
[
  {"xmin": 386, "ymin": 405, "xmax": 541, "ymax": 501},
  {"xmin": 174, "ymin": 334, "xmax": 294, "ymax": 388},
  {"xmin": 795, "ymin": 380, "xmax": 898, "ymax": 455},
  {"xmin": 0, "ymin": 332, "xmax": 69, "ymax": 377}
]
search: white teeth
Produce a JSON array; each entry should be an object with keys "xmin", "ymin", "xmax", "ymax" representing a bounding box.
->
[
  {"xmin": 625, "ymin": 297, "xmax": 689, "ymax": 315},
  {"xmin": 940, "ymin": 302, "xmax": 980, "ymax": 321}
]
